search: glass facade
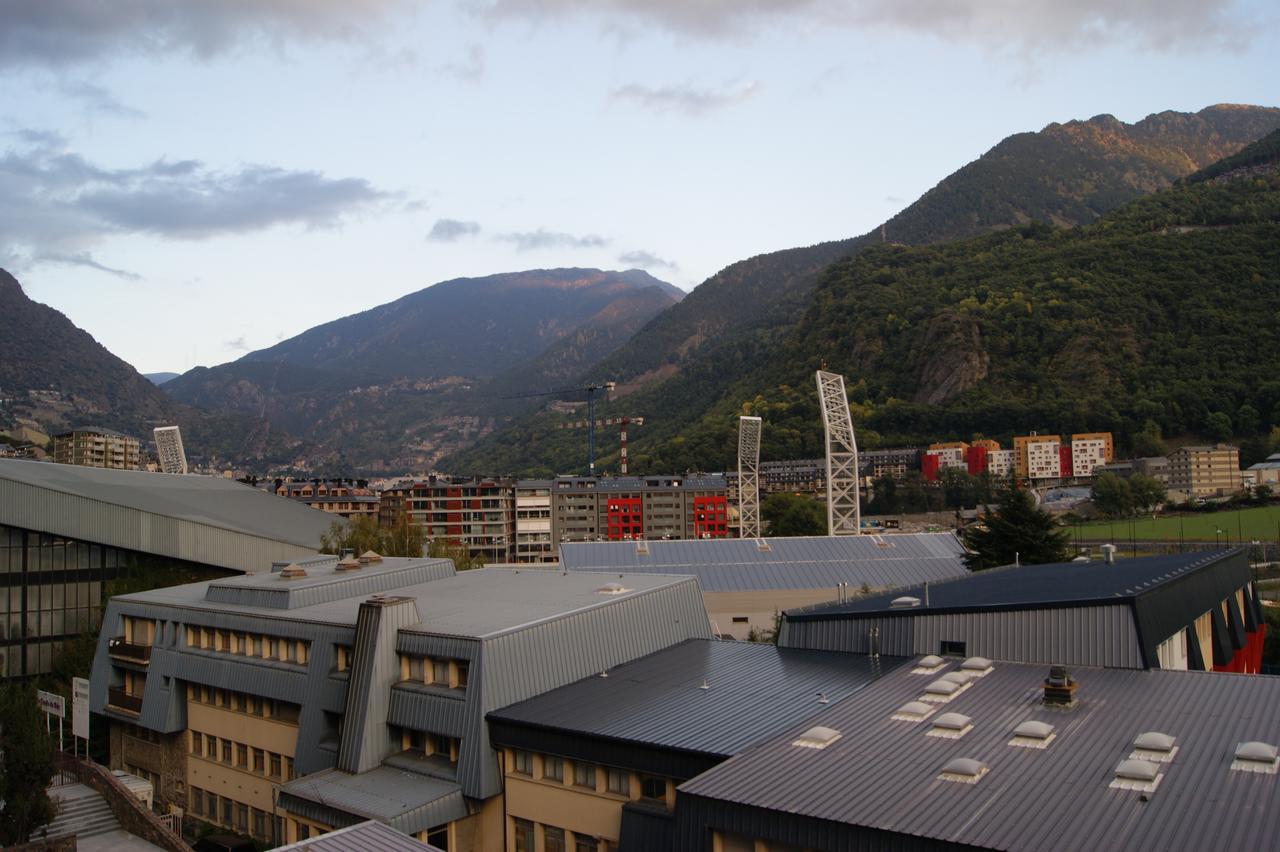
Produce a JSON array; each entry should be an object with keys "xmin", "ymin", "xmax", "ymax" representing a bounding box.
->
[{"xmin": 0, "ymin": 522, "xmax": 126, "ymax": 678}]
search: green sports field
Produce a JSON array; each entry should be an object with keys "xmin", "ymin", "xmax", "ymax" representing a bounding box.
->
[{"xmin": 1073, "ymin": 504, "xmax": 1280, "ymax": 543}]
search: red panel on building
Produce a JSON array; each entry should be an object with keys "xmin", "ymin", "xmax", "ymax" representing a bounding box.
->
[
  {"xmin": 966, "ymin": 446, "xmax": 987, "ymax": 476},
  {"xmin": 921, "ymin": 453, "xmax": 940, "ymax": 482},
  {"xmin": 606, "ymin": 497, "xmax": 643, "ymax": 541},
  {"xmin": 1059, "ymin": 445, "xmax": 1072, "ymax": 477},
  {"xmin": 693, "ymin": 495, "xmax": 728, "ymax": 539}
]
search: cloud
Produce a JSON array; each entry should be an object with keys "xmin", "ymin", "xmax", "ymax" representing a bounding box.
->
[
  {"xmin": 0, "ymin": 0, "xmax": 414, "ymax": 68},
  {"xmin": 618, "ymin": 249, "xmax": 677, "ymax": 272},
  {"xmin": 427, "ymin": 218, "xmax": 482, "ymax": 241},
  {"xmin": 476, "ymin": 0, "xmax": 1251, "ymax": 52},
  {"xmin": 225, "ymin": 336, "xmax": 251, "ymax": 351},
  {"xmin": 440, "ymin": 44, "xmax": 485, "ymax": 81},
  {"xmin": 56, "ymin": 80, "xmax": 146, "ymax": 119},
  {"xmin": 611, "ymin": 80, "xmax": 761, "ymax": 115},
  {"xmin": 496, "ymin": 228, "xmax": 610, "ymax": 251},
  {"xmin": 32, "ymin": 251, "xmax": 142, "ymax": 280},
  {"xmin": 0, "ymin": 130, "xmax": 392, "ymax": 272}
]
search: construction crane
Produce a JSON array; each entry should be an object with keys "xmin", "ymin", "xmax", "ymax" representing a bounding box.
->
[
  {"xmin": 505, "ymin": 381, "xmax": 616, "ymax": 475},
  {"xmin": 558, "ymin": 417, "xmax": 645, "ymax": 475}
]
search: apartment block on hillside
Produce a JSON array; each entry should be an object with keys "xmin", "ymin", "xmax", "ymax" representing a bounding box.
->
[
  {"xmin": 1168, "ymin": 444, "xmax": 1242, "ymax": 499},
  {"xmin": 53, "ymin": 427, "xmax": 140, "ymax": 470}
]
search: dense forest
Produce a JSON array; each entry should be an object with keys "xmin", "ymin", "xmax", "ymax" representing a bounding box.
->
[{"xmin": 453, "ymin": 130, "xmax": 1280, "ymax": 476}]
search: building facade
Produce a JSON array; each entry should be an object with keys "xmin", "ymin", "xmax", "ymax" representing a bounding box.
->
[
  {"xmin": 1070, "ymin": 432, "xmax": 1114, "ymax": 478},
  {"xmin": 402, "ymin": 476, "xmax": 516, "ymax": 564},
  {"xmin": 548, "ymin": 476, "xmax": 729, "ymax": 546},
  {"xmin": 514, "ymin": 480, "xmax": 555, "ymax": 563},
  {"xmin": 1168, "ymin": 444, "xmax": 1242, "ymax": 499},
  {"xmin": 54, "ymin": 427, "xmax": 141, "ymax": 470},
  {"xmin": 153, "ymin": 426, "xmax": 188, "ymax": 475},
  {"xmin": 275, "ymin": 480, "xmax": 380, "ymax": 519}
]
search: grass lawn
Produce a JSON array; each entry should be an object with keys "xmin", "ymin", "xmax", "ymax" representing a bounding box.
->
[{"xmin": 1073, "ymin": 504, "xmax": 1280, "ymax": 543}]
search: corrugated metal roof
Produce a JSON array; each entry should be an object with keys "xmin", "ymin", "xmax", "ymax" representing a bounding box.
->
[
  {"xmin": 278, "ymin": 766, "xmax": 466, "ymax": 828},
  {"xmin": 788, "ymin": 549, "xmax": 1237, "ymax": 620},
  {"xmin": 0, "ymin": 458, "xmax": 334, "ymax": 572},
  {"xmin": 560, "ymin": 533, "xmax": 967, "ymax": 592},
  {"xmin": 273, "ymin": 819, "xmax": 440, "ymax": 851},
  {"xmin": 677, "ymin": 660, "xmax": 1280, "ymax": 851},
  {"xmin": 204, "ymin": 557, "xmax": 455, "ymax": 609},
  {"xmin": 489, "ymin": 638, "xmax": 907, "ymax": 758}
]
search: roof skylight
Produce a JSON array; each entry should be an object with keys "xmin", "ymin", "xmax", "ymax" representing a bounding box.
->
[
  {"xmin": 792, "ymin": 726, "xmax": 842, "ymax": 750},
  {"xmin": 1232, "ymin": 741, "xmax": 1279, "ymax": 775}
]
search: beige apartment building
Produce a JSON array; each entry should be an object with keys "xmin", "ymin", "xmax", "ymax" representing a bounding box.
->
[
  {"xmin": 53, "ymin": 427, "xmax": 140, "ymax": 470},
  {"xmin": 1070, "ymin": 432, "xmax": 1114, "ymax": 478},
  {"xmin": 1168, "ymin": 444, "xmax": 1242, "ymax": 499}
]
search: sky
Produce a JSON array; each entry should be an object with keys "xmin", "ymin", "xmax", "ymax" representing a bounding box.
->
[{"xmin": 2, "ymin": 1, "xmax": 1277, "ymax": 374}]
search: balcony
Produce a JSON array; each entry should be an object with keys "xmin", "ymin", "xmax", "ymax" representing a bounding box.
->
[
  {"xmin": 107, "ymin": 687, "xmax": 143, "ymax": 714},
  {"xmin": 108, "ymin": 637, "xmax": 152, "ymax": 664}
]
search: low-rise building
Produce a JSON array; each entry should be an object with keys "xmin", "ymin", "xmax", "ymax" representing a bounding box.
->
[
  {"xmin": 90, "ymin": 555, "xmax": 710, "ymax": 849},
  {"xmin": 1168, "ymin": 444, "xmax": 1242, "ymax": 499},
  {"xmin": 53, "ymin": 426, "xmax": 141, "ymax": 470},
  {"xmin": 1248, "ymin": 452, "xmax": 1280, "ymax": 486},
  {"xmin": 1070, "ymin": 432, "xmax": 1114, "ymax": 478},
  {"xmin": 276, "ymin": 480, "xmax": 380, "ymax": 519},
  {"xmin": 560, "ymin": 533, "xmax": 968, "ymax": 640}
]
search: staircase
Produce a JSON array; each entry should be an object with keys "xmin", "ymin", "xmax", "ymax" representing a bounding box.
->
[{"xmin": 37, "ymin": 783, "xmax": 122, "ymax": 841}]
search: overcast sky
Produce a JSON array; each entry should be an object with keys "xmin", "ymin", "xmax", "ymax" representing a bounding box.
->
[{"xmin": 3, "ymin": 0, "xmax": 1276, "ymax": 373}]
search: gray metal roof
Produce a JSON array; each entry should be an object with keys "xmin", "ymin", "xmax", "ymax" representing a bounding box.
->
[
  {"xmin": 0, "ymin": 458, "xmax": 334, "ymax": 572},
  {"xmin": 560, "ymin": 533, "xmax": 967, "ymax": 592},
  {"xmin": 278, "ymin": 766, "xmax": 465, "ymax": 833},
  {"xmin": 677, "ymin": 660, "xmax": 1280, "ymax": 851},
  {"xmin": 489, "ymin": 638, "xmax": 907, "ymax": 758},
  {"xmin": 204, "ymin": 557, "xmax": 455, "ymax": 609},
  {"xmin": 274, "ymin": 820, "xmax": 440, "ymax": 851}
]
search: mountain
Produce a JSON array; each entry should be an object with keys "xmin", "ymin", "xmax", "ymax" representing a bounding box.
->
[
  {"xmin": 144, "ymin": 372, "xmax": 180, "ymax": 385},
  {"xmin": 446, "ymin": 104, "xmax": 1280, "ymax": 475},
  {"xmin": 0, "ymin": 269, "xmax": 181, "ymax": 440},
  {"xmin": 161, "ymin": 268, "xmax": 681, "ymax": 471}
]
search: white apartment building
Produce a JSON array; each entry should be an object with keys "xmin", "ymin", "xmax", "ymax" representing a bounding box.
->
[
  {"xmin": 1026, "ymin": 438, "xmax": 1061, "ymax": 480},
  {"xmin": 514, "ymin": 480, "xmax": 555, "ymax": 563}
]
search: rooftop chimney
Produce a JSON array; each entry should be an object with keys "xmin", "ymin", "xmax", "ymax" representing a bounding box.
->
[
  {"xmin": 1101, "ymin": 544, "xmax": 1117, "ymax": 564},
  {"xmin": 1043, "ymin": 664, "xmax": 1077, "ymax": 707}
]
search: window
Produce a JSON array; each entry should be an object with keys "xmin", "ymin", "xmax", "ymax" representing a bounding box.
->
[
  {"xmin": 640, "ymin": 775, "xmax": 666, "ymax": 802},
  {"xmin": 252, "ymin": 808, "xmax": 266, "ymax": 839},
  {"xmin": 575, "ymin": 838, "xmax": 599, "ymax": 852},
  {"xmin": 297, "ymin": 823, "xmax": 310, "ymax": 841},
  {"xmin": 236, "ymin": 804, "xmax": 248, "ymax": 833},
  {"xmin": 221, "ymin": 739, "xmax": 232, "ymax": 763},
  {"xmin": 285, "ymin": 757, "xmax": 294, "ymax": 780},
  {"xmin": 408, "ymin": 656, "xmax": 425, "ymax": 680},
  {"xmin": 607, "ymin": 767, "xmax": 629, "ymax": 795},
  {"xmin": 236, "ymin": 743, "xmax": 248, "ymax": 768},
  {"xmin": 941, "ymin": 640, "xmax": 967, "ymax": 657},
  {"xmin": 573, "ymin": 762, "xmax": 596, "ymax": 789},
  {"xmin": 456, "ymin": 660, "xmax": 469, "ymax": 688},
  {"xmin": 426, "ymin": 825, "xmax": 449, "ymax": 851},
  {"xmin": 190, "ymin": 787, "xmax": 204, "ymax": 816},
  {"xmin": 190, "ymin": 731, "xmax": 200, "ymax": 754},
  {"xmin": 513, "ymin": 819, "xmax": 534, "ymax": 852},
  {"xmin": 270, "ymin": 753, "xmax": 282, "ymax": 779},
  {"xmin": 207, "ymin": 791, "xmax": 218, "ymax": 821},
  {"xmin": 513, "ymin": 750, "xmax": 533, "ymax": 776},
  {"xmin": 731, "ymin": 617, "xmax": 749, "ymax": 624},
  {"xmin": 253, "ymin": 748, "xmax": 265, "ymax": 774},
  {"xmin": 544, "ymin": 756, "xmax": 564, "ymax": 782},
  {"xmin": 544, "ymin": 826, "xmax": 565, "ymax": 852},
  {"xmin": 221, "ymin": 798, "xmax": 232, "ymax": 826},
  {"xmin": 433, "ymin": 659, "xmax": 450, "ymax": 685},
  {"xmin": 268, "ymin": 638, "xmax": 279, "ymax": 659}
]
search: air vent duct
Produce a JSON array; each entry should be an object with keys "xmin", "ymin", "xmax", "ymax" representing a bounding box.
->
[{"xmin": 1043, "ymin": 665, "xmax": 1077, "ymax": 707}]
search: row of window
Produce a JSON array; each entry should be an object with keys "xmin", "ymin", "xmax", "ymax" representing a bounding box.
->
[
  {"xmin": 509, "ymin": 750, "xmax": 668, "ymax": 802},
  {"xmin": 186, "ymin": 626, "xmax": 311, "ymax": 665},
  {"xmin": 190, "ymin": 787, "xmax": 281, "ymax": 843},
  {"xmin": 188, "ymin": 730, "xmax": 295, "ymax": 781},
  {"xmin": 187, "ymin": 684, "xmax": 301, "ymax": 723},
  {"xmin": 118, "ymin": 721, "xmax": 161, "ymax": 744},
  {"xmin": 396, "ymin": 726, "xmax": 461, "ymax": 765},
  {"xmin": 513, "ymin": 818, "xmax": 611, "ymax": 852},
  {"xmin": 399, "ymin": 653, "xmax": 469, "ymax": 690}
]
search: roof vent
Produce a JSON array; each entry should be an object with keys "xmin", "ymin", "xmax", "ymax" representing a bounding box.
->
[
  {"xmin": 792, "ymin": 726, "xmax": 842, "ymax": 750},
  {"xmin": 278, "ymin": 564, "xmax": 308, "ymax": 579},
  {"xmin": 938, "ymin": 758, "xmax": 988, "ymax": 784},
  {"xmin": 1110, "ymin": 759, "xmax": 1161, "ymax": 792},
  {"xmin": 922, "ymin": 678, "xmax": 968, "ymax": 703},
  {"xmin": 892, "ymin": 701, "xmax": 936, "ymax": 722},
  {"xmin": 1010, "ymin": 720, "xmax": 1056, "ymax": 749},
  {"xmin": 891, "ymin": 596, "xmax": 921, "ymax": 608},
  {"xmin": 1042, "ymin": 665, "xmax": 1077, "ymax": 707},
  {"xmin": 755, "ymin": 539, "xmax": 771, "ymax": 552},
  {"xmin": 961, "ymin": 656, "xmax": 994, "ymax": 676},
  {"xmin": 358, "ymin": 550, "xmax": 383, "ymax": 564},
  {"xmin": 913, "ymin": 655, "xmax": 945, "ymax": 674},
  {"xmin": 335, "ymin": 555, "xmax": 363, "ymax": 572},
  {"xmin": 1232, "ymin": 741, "xmax": 1279, "ymax": 774},
  {"xmin": 635, "ymin": 541, "xmax": 650, "ymax": 555},
  {"xmin": 595, "ymin": 582, "xmax": 632, "ymax": 596},
  {"xmin": 1131, "ymin": 732, "xmax": 1178, "ymax": 763},
  {"xmin": 927, "ymin": 712, "xmax": 973, "ymax": 739}
]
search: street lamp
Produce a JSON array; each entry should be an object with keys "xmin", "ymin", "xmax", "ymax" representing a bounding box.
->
[{"xmin": 1215, "ymin": 528, "xmax": 1223, "ymax": 548}]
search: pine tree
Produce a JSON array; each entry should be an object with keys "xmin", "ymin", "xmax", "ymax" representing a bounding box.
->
[
  {"xmin": 962, "ymin": 488, "xmax": 1070, "ymax": 571},
  {"xmin": 0, "ymin": 682, "xmax": 57, "ymax": 845}
]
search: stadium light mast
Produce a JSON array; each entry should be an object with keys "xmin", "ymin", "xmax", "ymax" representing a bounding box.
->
[
  {"xmin": 815, "ymin": 370, "xmax": 861, "ymax": 535},
  {"xmin": 737, "ymin": 416, "xmax": 762, "ymax": 538}
]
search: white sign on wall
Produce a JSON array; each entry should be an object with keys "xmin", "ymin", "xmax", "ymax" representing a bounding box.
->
[{"xmin": 72, "ymin": 677, "xmax": 90, "ymax": 740}]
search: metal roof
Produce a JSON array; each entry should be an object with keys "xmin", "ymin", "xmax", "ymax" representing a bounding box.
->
[
  {"xmin": 676, "ymin": 660, "xmax": 1280, "ymax": 851},
  {"xmin": 560, "ymin": 533, "xmax": 967, "ymax": 592},
  {"xmin": 273, "ymin": 820, "xmax": 440, "ymax": 851},
  {"xmin": 278, "ymin": 765, "xmax": 466, "ymax": 833},
  {"xmin": 489, "ymin": 638, "xmax": 907, "ymax": 758},
  {"xmin": 788, "ymin": 549, "xmax": 1238, "ymax": 620},
  {"xmin": 0, "ymin": 458, "xmax": 334, "ymax": 572},
  {"xmin": 203, "ymin": 556, "xmax": 455, "ymax": 609}
]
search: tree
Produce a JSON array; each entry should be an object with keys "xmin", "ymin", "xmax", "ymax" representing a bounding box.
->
[
  {"xmin": 427, "ymin": 537, "xmax": 485, "ymax": 570},
  {"xmin": 866, "ymin": 476, "xmax": 900, "ymax": 515},
  {"xmin": 962, "ymin": 488, "xmax": 1070, "ymax": 571},
  {"xmin": 1091, "ymin": 472, "xmax": 1134, "ymax": 518},
  {"xmin": 0, "ymin": 682, "xmax": 56, "ymax": 845},
  {"xmin": 319, "ymin": 514, "xmax": 425, "ymax": 558},
  {"xmin": 1206, "ymin": 411, "xmax": 1234, "ymax": 441},
  {"xmin": 762, "ymin": 492, "xmax": 827, "ymax": 536},
  {"xmin": 1128, "ymin": 473, "xmax": 1167, "ymax": 512}
]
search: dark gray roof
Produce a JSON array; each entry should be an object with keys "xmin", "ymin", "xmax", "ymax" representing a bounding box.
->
[
  {"xmin": 677, "ymin": 659, "xmax": 1280, "ymax": 851},
  {"xmin": 560, "ymin": 533, "xmax": 967, "ymax": 592},
  {"xmin": 0, "ymin": 458, "xmax": 335, "ymax": 572},
  {"xmin": 788, "ymin": 549, "xmax": 1239, "ymax": 620},
  {"xmin": 490, "ymin": 639, "xmax": 907, "ymax": 759},
  {"xmin": 274, "ymin": 820, "xmax": 440, "ymax": 851},
  {"xmin": 278, "ymin": 766, "xmax": 465, "ymax": 834}
]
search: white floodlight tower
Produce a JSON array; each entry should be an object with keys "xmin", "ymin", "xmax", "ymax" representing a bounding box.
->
[
  {"xmin": 815, "ymin": 370, "xmax": 861, "ymax": 535},
  {"xmin": 737, "ymin": 416, "xmax": 762, "ymax": 539},
  {"xmin": 153, "ymin": 425, "xmax": 188, "ymax": 475}
]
